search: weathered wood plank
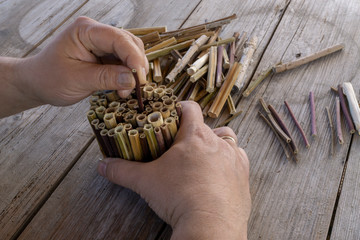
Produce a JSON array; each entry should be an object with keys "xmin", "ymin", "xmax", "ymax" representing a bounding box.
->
[
  {"xmin": 18, "ymin": 141, "xmax": 165, "ymax": 240},
  {"xmin": 1, "ymin": 0, "xmax": 202, "ymax": 238},
  {"xmin": 227, "ymin": 0, "xmax": 360, "ymax": 239},
  {"xmin": 330, "ymin": 138, "xmax": 360, "ymax": 239}
]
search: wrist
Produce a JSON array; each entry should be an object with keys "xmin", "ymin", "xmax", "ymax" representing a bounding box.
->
[
  {"xmin": 0, "ymin": 57, "xmax": 43, "ymax": 117},
  {"xmin": 171, "ymin": 212, "xmax": 248, "ymax": 240}
]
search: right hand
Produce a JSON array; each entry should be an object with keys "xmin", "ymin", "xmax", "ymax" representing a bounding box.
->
[{"xmin": 98, "ymin": 101, "xmax": 251, "ymax": 240}]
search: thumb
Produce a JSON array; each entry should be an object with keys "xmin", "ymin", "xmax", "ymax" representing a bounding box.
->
[
  {"xmin": 97, "ymin": 158, "xmax": 147, "ymax": 193},
  {"xmin": 83, "ymin": 63, "xmax": 136, "ymax": 93}
]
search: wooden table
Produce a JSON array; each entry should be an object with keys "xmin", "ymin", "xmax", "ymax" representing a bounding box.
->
[{"xmin": 1, "ymin": 0, "xmax": 359, "ymax": 239}]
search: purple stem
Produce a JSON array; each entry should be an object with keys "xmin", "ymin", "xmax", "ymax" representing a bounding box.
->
[
  {"xmin": 335, "ymin": 97, "xmax": 344, "ymax": 144},
  {"xmin": 284, "ymin": 101, "xmax": 310, "ymax": 148},
  {"xmin": 338, "ymin": 84, "xmax": 355, "ymax": 134},
  {"xmin": 309, "ymin": 91, "xmax": 317, "ymax": 137},
  {"xmin": 132, "ymin": 69, "xmax": 144, "ymax": 112},
  {"xmin": 216, "ymin": 45, "xmax": 224, "ymax": 87}
]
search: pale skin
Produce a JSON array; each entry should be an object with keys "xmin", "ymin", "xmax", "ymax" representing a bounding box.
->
[{"xmin": 0, "ymin": 17, "xmax": 251, "ymax": 239}]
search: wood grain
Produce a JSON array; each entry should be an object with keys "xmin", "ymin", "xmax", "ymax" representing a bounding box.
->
[{"xmin": 227, "ymin": 0, "xmax": 360, "ymax": 239}]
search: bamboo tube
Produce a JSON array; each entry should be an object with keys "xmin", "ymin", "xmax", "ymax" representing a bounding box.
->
[
  {"xmin": 163, "ymin": 99, "xmax": 175, "ymax": 111},
  {"xmin": 338, "ymin": 84, "xmax": 355, "ymax": 134},
  {"xmin": 194, "ymin": 89, "xmax": 208, "ymax": 102},
  {"xmin": 127, "ymin": 99, "xmax": 138, "ymax": 110},
  {"xmin": 229, "ymin": 32, "xmax": 240, "ymax": 67},
  {"xmin": 124, "ymin": 113, "xmax": 137, "ymax": 127},
  {"xmin": 172, "ymin": 74, "xmax": 188, "ymax": 94},
  {"xmin": 146, "ymin": 40, "xmax": 194, "ymax": 61},
  {"xmin": 342, "ymin": 82, "xmax": 360, "ymax": 134},
  {"xmin": 202, "ymin": 99, "xmax": 214, "ymax": 117},
  {"xmin": 176, "ymin": 31, "xmax": 214, "ymax": 44},
  {"xmin": 139, "ymin": 31, "xmax": 160, "ymax": 44},
  {"xmin": 190, "ymin": 65, "xmax": 209, "ymax": 83},
  {"xmin": 325, "ymin": 106, "xmax": 335, "ymax": 156},
  {"xmin": 115, "ymin": 125, "xmax": 134, "ymax": 160},
  {"xmin": 147, "ymin": 111, "xmax": 164, "ymax": 128},
  {"xmin": 175, "ymin": 102, "xmax": 183, "ymax": 119},
  {"xmin": 104, "ymin": 106, "xmax": 117, "ymax": 115},
  {"xmin": 104, "ymin": 90, "xmax": 120, "ymax": 102},
  {"xmin": 89, "ymin": 105, "xmax": 97, "ymax": 111},
  {"xmin": 273, "ymin": 44, "xmax": 344, "ymax": 73},
  {"xmin": 199, "ymin": 90, "xmax": 217, "ymax": 109},
  {"xmin": 187, "ymin": 82, "xmax": 201, "ymax": 101},
  {"xmin": 187, "ymin": 53, "xmax": 209, "ymax": 75},
  {"xmin": 208, "ymin": 62, "xmax": 241, "ymax": 118},
  {"xmin": 162, "ymin": 95, "xmax": 170, "ymax": 101},
  {"xmin": 160, "ymin": 123, "xmax": 173, "ymax": 148},
  {"xmin": 108, "ymin": 128, "xmax": 121, "ymax": 158},
  {"xmin": 233, "ymin": 36, "xmax": 258, "ymax": 93},
  {"xmin": 161, "ymin": 25, "xmax": 205, "ymax": 38},
  {"xmin": 89, "ymin": 96, "xmax": 99, "ymax": 106},
  {"xmin": 143, "ymin": 85, "xmax": 154, "ymax": 99},
  {"xmin": 139, "ymin": 133, "xmax": 151, "ymax": 161},
  {"xmin": 125, "ymin": 26, "xmax": 167, "ymax": 35},
  {"xmin": 136, "ymin": 114, "xmax": 147, "ymax": 127},
  {"xmin": 154, "ymin": 88, "xmax": 165, "ymax": 98},
  {"xmin": 154, "ymin": 127, "xmax": 166, "ymax": 155},
  {"xmin": 124, "ymin": 123, "xmax": 133, "ymax": 132},
  {"xmin": 166, "ymin": 35, "xmax": 209, "ymax": 82},
  {"xmin": 242, "ymin": 67, "xmax": 273, "ymax": 97},
  {"xmin": 100, "ymin": 129, "xmax": 115, "ymax": 158},
  {"xmin": 104, "ymin": 113, "xmax": 117, "ymax": 129},
  {"xmin": 160, "ymin": 107, "xmax": 171, "ymax": 119},
  {"xmin": 227, "ymin": 95, "xmax": 236, "ymax": 115},
  {"xmin": 165, "ymin": 88, "xmax": 173, "ymax": 96},
  {"xmin": 177, "ymin": 80, "xmax": 193, "ymax": 101},
  {"xmin": 198, "ymin": 37, "xmax": 235, "ymax": 51},
  {"xmin": 95, "ymin": 106, "xmax": 106, "ymax": 121},
  {"xmin": 151, "ymin": 102, "xmax": 163, "ymax": 112},
  {"xmin": 97, "ymin": 98, "xmax": 107, "ymax": 107},
  {"xmin": 222, "ymin": 47, "xmax": 230, "ymax": 69},
  {"xmin": 198, "ymin": 27, "xmax": 222, "ymax": 59},
  {"xmin": 108, "ymin": 101, "xmax": 120, "ymax": 108},
  {"xmin": 153, "ymin": 58, "xmax": 163, "ymax": 82},
  {"xmin": 215, "ymin": 45, "xmax": 224, "ymax": 88},
  {"xmin": 206, "ymin": 46, "xmax": 217, "ymax": 93},
  {"xmin": 170, "ymin": 95, "xmax": 177, "ymax": 102},
  {"xmin": 165, "ymin": 117, "xmax": 178, "ymax": 140},
  {"xmin": 144, "ymin": 124, "xmax": 160, "ymax": 159},
  {"xmin": 128, "ymin": 129, "xmax": 143, "ymax": 161},
  {"xmin": 91, "ymin": 119, "xmax": 106, "ymax": 157},
  {"xmin": 87, "ymin": 110, "xmax": 97, "ymax": 122},
  {"xmin": 146, "ymin": 37, "xmax": 177, "ymax": 54}
]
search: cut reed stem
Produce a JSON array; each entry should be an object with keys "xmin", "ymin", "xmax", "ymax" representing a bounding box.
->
[
  {"xmin": 338, "ymin": 84, "xmax": 355, "ymax": 134},
  {"xmin": 309, "ymin": 91, "xmax": 317, "ymax": 137},
  {"xmin": 335, "ymin": 97, "xmax": 344, "ymax": 144}
]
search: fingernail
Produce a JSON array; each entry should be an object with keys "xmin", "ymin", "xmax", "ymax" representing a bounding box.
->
[
  {"xmin": 118, "ymin": 72, "xmax": 135, "ymax": 88},
  {"xmin": 98, "ymin": 160, "xmax": 107, "ymax": 177},
  {"xmin": 118, "ymin": 89, "xmax": 133, "ymax": 98},
  {"xmin": 139, "ymin": 67, "xmax": 147, "ymax": 84}
]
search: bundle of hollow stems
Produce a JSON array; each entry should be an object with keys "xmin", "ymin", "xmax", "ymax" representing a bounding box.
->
[
  {"xmin": 87, "ymin": 82, "xmax": 182, "ymax": 161},
  {"xmin": 126, "ymin": 14, "xmax": 255, "ymax": 120}
]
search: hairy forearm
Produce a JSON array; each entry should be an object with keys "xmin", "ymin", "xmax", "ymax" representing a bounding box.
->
[{"xmin": 0, "ymin": 57, "xmax": 42, "ymax": 118}]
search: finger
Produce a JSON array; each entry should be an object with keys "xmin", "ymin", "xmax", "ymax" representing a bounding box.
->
[
  {"xmin": 213, "ymin": 126, "xmax": 238, "ymax": 145},
  {"xmin": 179, "ymin": 101, "xmax": 204, "ymax": 128},
  {"xmin": 98, "ymin": 158, "xmax": 147, "ymax": 194},
  {"xmin": 75, "ymin": 17, "xmax": 148, "ymax": 84},
  {"xmin": 79, "ymin": 62, "xmax": 136, "ymax": 92}
]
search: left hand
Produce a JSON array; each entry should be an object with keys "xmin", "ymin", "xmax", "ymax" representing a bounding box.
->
[{"xmin": 15, "ymin": 16, "xmax": 148, "ymax": 107}]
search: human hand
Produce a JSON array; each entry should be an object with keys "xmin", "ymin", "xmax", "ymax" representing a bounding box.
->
[
  {"xmin": 97, "ymin": 101, "xmax": 251, "ymax": 240},
  {"xmin": 15, "ymin": 16, "xmax": 148, "ymax": 107}
]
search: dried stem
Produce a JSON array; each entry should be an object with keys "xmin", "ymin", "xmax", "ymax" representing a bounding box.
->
[
  {"xmin": 342, "ymin": 82, "xmax": 360, "ymax": 134},
  {"xmin": 273, "ymin": 44, "xmax": 344, "ymax": 73},
  {"xmin": 216, "ymin": 110, "xmax": 243, "ymax": 128},
  {"xmin": 190, "ymin": 65, "xmax": 208, "ymax": 82},
  {"xmin": 208, "ymin": 62, "xmax": 242, "ymax": 118},
  {"xmin": 146, "ymin": 40, "xmax": 194, "ymax": 61},
  {"xmin": 309, "ymin": 91, "xmax": 317, "ymax": 137},
  {"xmin": 198, "ymin": 37, "xmax": 235, "ymax": 51},
  {"xmin": 233, "ymin": 36, "xmax": 258, "ymax": 93},
  {"xmin": 198, "ymin": 27, "xmax": 222, "ymax": 58},
  {"xmin": 128, "ymin": 129, "xmax": 144, "ymax": 161},
  {"xmin": 284, "ymin": 101, "xmax": 310, "ymax": 148},
  {"xmin": 153, "ymin": 58, "xmax": 163, "ymax": 82},
  {"xmin": 132, "ymin": 69, "xmax": 144, "ymax": 112},
  {"xmin": 140, "ymin": 31, "xmax": 161, "ymax": 44},
  {"xmin": 222, "ymin": 47, "xmax": 230, "ymax": 69},
  {"xmin": 187, "ymin": 53, "xmax": 209, "ymax": 76},
  {"xmin": 234, "ymin": 31, "xmax": 248, "ymax": 62},
  {"xmin": 242, "ymin": 67, "xmax": 273, "ymax": 97},
  {"xmin": 335, "ymin": 97, "xmax": 344, "ymax": 144},
  {"xmin": 268, "ymin": 104, "xmax": 298, "ymax": 154},
  {"xmin": 227, "ymin": 95, "xmax": 236, "ymax": 115},
  {"xmin": 325, "ymin": 107, "xmax": 335, "ymax": 156},
  {"xmin": 126, "ymin": 26, "xmax": 167, "ymax": 35},
  {"xmin": 259, "ymin": 98, "xmax": 291, "ymax": 143},
  {"xmin": 338, "ymin": 84, "xmax": 355, "ymax": 134},
  {"xmin": 145, "ymin": 37, "xmax": 177, "ymax": 54},
  {"xmin": 166, "ymin": 35, "xmax": 209, "ymax": 82},
  {"xmin": 259, "ymin": 111, "xmax": 291, "ymax": 160},
  {"xmin": 206, "ymin": 46, "xmax": 217, "ymax": 93},
  {"xmin": 216, "ymin": 45, "xmax": 224, "ymax": 88}
]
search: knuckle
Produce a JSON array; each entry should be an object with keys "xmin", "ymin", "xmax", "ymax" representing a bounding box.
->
[{"xmin": 97, "ymin": 66, "xmax": 115, "ymax": 90}]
